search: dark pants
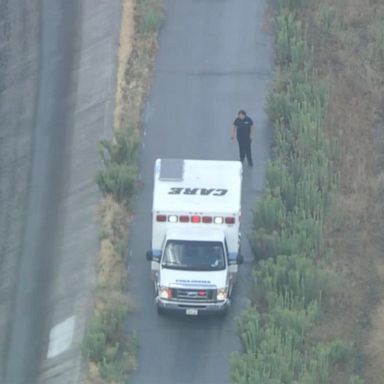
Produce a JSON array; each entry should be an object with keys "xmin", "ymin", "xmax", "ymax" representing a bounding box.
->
[{"xmin": 237, "ymin": 137, "xmax": 253, "ymax": 165}]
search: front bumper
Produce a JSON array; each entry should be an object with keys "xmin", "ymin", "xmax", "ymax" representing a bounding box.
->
[{"xmin": 156, "ymin": 297, "xmax": 230, "ymax": 315}]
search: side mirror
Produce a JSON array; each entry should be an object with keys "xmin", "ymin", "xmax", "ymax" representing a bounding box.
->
[
  {"xmin": 229, "ymin": 254, "xmax": 243, "ymax": 265},
  {"xmin": 146, "ymin": 250, "xmax": 153, "ymax": 261},
  {"xmin": 147, "ymin": 250, "xmax": 161, "ymax": 262}
]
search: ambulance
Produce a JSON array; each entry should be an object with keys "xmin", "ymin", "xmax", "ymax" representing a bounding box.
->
[{"xmin": 146, "ymin": 159, "xmax": 243, "ymax": 315}]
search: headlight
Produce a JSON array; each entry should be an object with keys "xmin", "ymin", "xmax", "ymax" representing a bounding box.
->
[
  {"xmin": 159, "ymin": 286, "xmax": 173, "ymax": 299},
  {"xmin": 217, "ymin": 288, "xmax": 228, "ymax": 301}
]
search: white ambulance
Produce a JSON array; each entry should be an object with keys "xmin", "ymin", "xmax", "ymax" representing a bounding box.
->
[{"xmin": 146, "ymin": 159, "xmax": 243, "ymax": 316}]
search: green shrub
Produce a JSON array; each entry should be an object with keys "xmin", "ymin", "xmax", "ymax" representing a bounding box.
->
[
  {"xmin": 96, "ymin": 126, "xmax": 138, "ymax": 202},
  {"xmin": 255, "ymin": 255, "xmax": 327, "ymax": 307},
  {"xmin": 100, "ymin": 357, "xmax": 124, "ymax": 381},
  {"xmin": 327, "ymin": 339, "xmax": 352, "ymax": 364},
  {"xmin": 99, "ymin": 126, "xmax": 138, "ymax": 166},
  {"xmin": 253, "ymin": 191, "xmax": 286, "ymax": 232},
  {"xmin": 350, "ymin": 375, "xmax": 365, "ymax": 384},
  {"xmin": 316, "ymin": 5, "xmax": 338, "ymax": 33},
  {"xmin": 99, "ymin": 306, "xmax": 126, "ymax": 344},
  {"xmin": 266, "ymin": 91, "xmax": 291, "ymax": 125},
  {"xmin": 82, "ymin": 326, "xmax": 107, "ymax": 363},
  {"xmin": 369, "ymin": 16, "xmax": 384, "ymax": 73},
  {"xmin": 250, "ymin": 228, "xmax": 279, "ymax": 260},
  {"xmin": 82, "ymin": 306, "xmax": 127, "ymax": 363},
  {"xmin": 137, "ymin": 0, "xmax": 165, "ymax": 34},
  {"xmin": 231, "ymin": 308, "xmax": 332, "ymax": 384},
  {"xmin": 278, "ymin": 0, "xmax": 310, "ymax": 10},
  {"xmin": 95, "ymin": 162, "xmax": 137, "ymax": 202}
]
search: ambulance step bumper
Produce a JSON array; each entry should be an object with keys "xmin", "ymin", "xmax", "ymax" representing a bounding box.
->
[{"xmin": 156, "ymin": 298, "xmax": 229, "ymax": 316}]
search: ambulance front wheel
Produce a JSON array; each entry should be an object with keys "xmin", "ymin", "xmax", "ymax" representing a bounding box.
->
[{"xmin": 157, "ymin": 304, "xmax": 165, "ymax": 315}]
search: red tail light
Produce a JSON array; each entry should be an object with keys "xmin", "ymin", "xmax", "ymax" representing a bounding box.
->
[
  {"xmin": 202, "ymin": 216, "xmax": 212, "ymax": 223},
  {"xmin": 198, "ymin": 291, "xmax": 206, "ymax": 296},
  {"xmin": 225, "ymin": 217, "xmax": 235, "ymax": 224},
  {"xmin": 156, "ymin": 215, "xmax": 166, "ymax": 222},
  {"xmin": 191, "ymin": 215, "xmax": 201, "ymax": 223},
  {"xmin": 179, "ymin": 215, "xmax": 189, "ymax": 223}
]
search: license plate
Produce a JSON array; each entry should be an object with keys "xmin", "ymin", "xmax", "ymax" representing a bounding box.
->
[{"xmin": 186, "ymin": 308, "xmax": 198, "ymax": 316}]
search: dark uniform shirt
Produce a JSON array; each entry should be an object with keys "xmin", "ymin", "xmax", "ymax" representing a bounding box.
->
[{"xmin": 234, "ymin": 116, "xmax": 253, "ymax": 141}]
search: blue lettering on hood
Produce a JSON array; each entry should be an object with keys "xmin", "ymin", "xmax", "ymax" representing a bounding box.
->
[{"xmin": 175, "ymin": 279, "xmax": 211, "ymax": 285}]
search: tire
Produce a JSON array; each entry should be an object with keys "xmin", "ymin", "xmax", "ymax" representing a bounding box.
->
[
  {"xmin": 219, "ymin": 306, "xmax": 228, "ymax": 318},
  {"xmin": 157, "ymin": 304, "xmax": 165, "ymax": 315}
]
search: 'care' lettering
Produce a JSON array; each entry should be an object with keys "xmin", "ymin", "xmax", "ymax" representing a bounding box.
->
[
  {"xmin": 183, "ymin": 188, "xmax": 199, "ymax": 195},
  {"xmin": 168, "ymin": 187, "xmax": 183, "ymax": 195},
  {"xmin": 168, "ymin": 188, "xmax": 228, "ymax": 196},
  {"xmin": 213, "ymin": 189, "xmax": 227, "ymax": 196},
  {"xmin": 200, "ymin": 188, "xmax": 215, "ymax": 195}
]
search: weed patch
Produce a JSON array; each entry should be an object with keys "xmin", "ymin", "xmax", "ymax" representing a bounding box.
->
[
  {"xmin": 233, "ymin": 0, "xmax": 384, "ymax": 382},
  {"xmin": 230, "ymin": 2, "xmax": 358, "ymax": 382}
]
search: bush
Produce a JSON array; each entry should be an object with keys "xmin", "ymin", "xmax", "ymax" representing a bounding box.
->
[
  {"xmin": 231, "ymin": 308, "xmax": 331, "ymax": 384},
  {"xmin": 82, "ymin": 326, "xmax": 107, "ymax": 363},
  {"xmin": 96, "ymin": 126, "xmax": 138, "ymax": 203},
  {"xmin": 95, "ymin": 162, "xmax": 137, "ymax": 203},
  {"xmin": 278, "ymin": 0, "xmax": 310, "ymax": 10},
  {"xmin": 99, "ymin": 126, "xmax": 138, "ymax": 165},
  {"xmin": 137, "ymin": 0, "xmax": 165, "ymax": 34},
  {"xmin": 275, "ymin": 9, "xmax": 312, "ymax": 71},
  {"xmin": 82, "ymin": 305, "xmax": 132, "ymax": 382}
]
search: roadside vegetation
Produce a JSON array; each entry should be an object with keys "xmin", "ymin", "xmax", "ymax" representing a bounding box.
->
[
  {"xmin": 82, "ymin": 1, "xmax": 164, "ymax": 383},
  {"xmin": 231, "ymin": 0, "xmax": 384, "ymax": 382}
]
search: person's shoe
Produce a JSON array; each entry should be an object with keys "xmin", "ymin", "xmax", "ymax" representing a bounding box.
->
[{"xmin": 248, "ymin": 161, "xmax": 253, "ymax": 167}]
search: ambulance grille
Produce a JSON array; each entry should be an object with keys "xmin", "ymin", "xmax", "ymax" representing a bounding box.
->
[{"xmin": 172, "ymin": 288, "xmax": 216, "ymax": 302}]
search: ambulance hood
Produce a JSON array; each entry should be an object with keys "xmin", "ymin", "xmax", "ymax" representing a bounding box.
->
[{"xmin": 159, "ymin": 268, "xmax": 227, "ymax": 289}]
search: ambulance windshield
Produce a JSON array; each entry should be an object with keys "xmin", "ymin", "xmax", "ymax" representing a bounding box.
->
[{"xmin": 162, "ymin": 240, "xmax": 225, "ymax": 271}]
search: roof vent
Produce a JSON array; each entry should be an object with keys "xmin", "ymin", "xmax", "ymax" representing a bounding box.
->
[{"xmin": 159, "ymin": 159, "xmax": 184, "ymax": 181}]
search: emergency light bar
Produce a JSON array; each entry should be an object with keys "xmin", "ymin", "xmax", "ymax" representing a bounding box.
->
[{"xmin": 156, "ymin": 214, "xmax": 236, "ymax": 224}]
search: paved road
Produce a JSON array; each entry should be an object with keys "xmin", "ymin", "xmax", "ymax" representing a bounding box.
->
[
  {"xmin": 0, "ymin": 1, "xmax": 121, "ymax": 383},
  {"xmin": 127, "ymin": 1, "xmax": 273, "ymax": 383}
]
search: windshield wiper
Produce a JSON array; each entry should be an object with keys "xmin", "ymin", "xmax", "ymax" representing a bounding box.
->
[{"xmin": 162, "ymin": 263, "xmax": 189, "ymax": 269}]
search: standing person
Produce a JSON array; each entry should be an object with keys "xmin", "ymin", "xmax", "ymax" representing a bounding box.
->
[{"xmin": 231, "ymin": 110, "xmax": 254, "ymax": 166}]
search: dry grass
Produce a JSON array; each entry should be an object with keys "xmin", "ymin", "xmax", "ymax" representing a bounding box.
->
[
  {"xmin": 114, "ymin": 0, "xmax": 135, "ymax": 131},
  {"xmin": 115, "ymin": 0, "xmax": 163, "ymax": 132},
  {"xmin": 114, "ymin": 0, "xmax": 162, "ymax": 131},
  {"xmin": 365, "ymin": 303, "xmax": 384, "ymax": 383},
  {"xmin": 300, "ymin": 0, "xmax": 384, "ymax": 382}
]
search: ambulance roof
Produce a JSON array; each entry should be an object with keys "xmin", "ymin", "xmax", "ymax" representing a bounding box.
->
[
  {"xmin": 165, "ymin": 228, "xmax": 226, "ymax": 242},
  {"xmin": 153, "ymin": 159, "xmax": 242, "ymax": 213}
]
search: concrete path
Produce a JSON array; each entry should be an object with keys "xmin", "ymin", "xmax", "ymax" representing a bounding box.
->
[{"xmin": 0, "ymin": 1, "xmax": 121, "ymax": 383}]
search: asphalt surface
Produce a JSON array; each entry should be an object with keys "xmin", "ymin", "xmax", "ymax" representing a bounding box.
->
[
  {"xmin": 127, "ymin": 1, "xmax": 273, "ymax": 383},
  {"xmin": 0, "ymin": 1, "xmax": 121, "ymax": 383}
]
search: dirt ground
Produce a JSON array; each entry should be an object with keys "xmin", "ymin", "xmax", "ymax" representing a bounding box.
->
[{"xmin": 303, "ymin": 0, "xmax": 384, "ymax": 382}]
